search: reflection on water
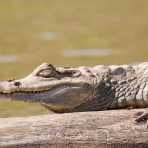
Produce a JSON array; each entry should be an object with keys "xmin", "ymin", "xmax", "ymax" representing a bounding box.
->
[
  {"xmin": 0, "ymin": 55, "xmax": 17, "ymax": 63},
  {"xmin": 63, "ymin": 49, "xmax": 112, "ymax": 57},
  {"xmin": 40, "ymin": 32, "xmax": 57, "ymax": 40}
]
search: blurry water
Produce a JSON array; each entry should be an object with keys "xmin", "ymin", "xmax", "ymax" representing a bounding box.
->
[
  {"xmin": 40, "ymin": 32, "xmax": 57, "ymax": 40},
  {"xmin": 64, "ymin": 49, "xmax": 112, "ymax": 57},
  {"xmin": 0, "ymin": 55, "xmax": 17, "ymax": 63}
]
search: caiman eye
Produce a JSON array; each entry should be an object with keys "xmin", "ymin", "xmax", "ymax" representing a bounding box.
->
[{"xmin": 37, "ymin": 64, "xmax": 56, "ymax": 78}]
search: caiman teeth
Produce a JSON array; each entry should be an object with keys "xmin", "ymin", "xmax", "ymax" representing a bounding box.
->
[{"xmin": 0, "ymin": 89, "xmax": 50, "ymax": 94}]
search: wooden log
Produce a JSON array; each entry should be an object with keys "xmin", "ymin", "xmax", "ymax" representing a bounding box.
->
[{"xmin": 0, "ymin": 109, "xmax": 148, "ymax": 148}]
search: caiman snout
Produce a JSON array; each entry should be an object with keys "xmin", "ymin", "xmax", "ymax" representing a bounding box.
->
[{"xmin": 0, "ymin": 81, "xmax": 20, "ymax": 93}]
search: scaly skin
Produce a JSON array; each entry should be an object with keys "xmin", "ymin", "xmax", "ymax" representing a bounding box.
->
[{"xmin": 0, "ymin": 62, "xmax": 148, "ymax": 124}]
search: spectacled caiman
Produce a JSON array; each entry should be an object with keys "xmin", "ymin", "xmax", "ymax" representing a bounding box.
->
[{"xmin": 0, "ymin": 62, "xmax": 148, "ymax": 124}]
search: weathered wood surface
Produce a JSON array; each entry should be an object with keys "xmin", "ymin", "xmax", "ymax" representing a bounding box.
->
[{"xmin": 0, "ymin": 109, "xmax": 148, "ymax": 148}]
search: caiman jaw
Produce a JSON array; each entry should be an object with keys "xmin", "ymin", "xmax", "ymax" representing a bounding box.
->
[{"xmin": 0, "ymin": 81, "xmax": 93, "ymax": 113}]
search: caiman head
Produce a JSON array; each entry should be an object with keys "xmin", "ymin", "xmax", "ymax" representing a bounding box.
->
[{"xmin": 0, "ymin": 63, "xmax": 113, "ymax": 113}]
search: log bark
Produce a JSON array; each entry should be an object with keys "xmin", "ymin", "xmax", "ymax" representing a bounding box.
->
[{"xmin": 0, "ymin": 109, "xmax": 148, "ymax": 148}]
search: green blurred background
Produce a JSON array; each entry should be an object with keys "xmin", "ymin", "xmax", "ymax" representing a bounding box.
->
[{"xmin": 0, "ymin": 0, "xmax": 148, "ymax": 117}]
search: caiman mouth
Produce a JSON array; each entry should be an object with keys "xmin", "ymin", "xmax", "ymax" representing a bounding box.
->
[
  {"xmin": 0, "ymin": 83, "xmax": 86, "ymax": 94},
  {"xmin": 0, "ymin": 83, "xmax": 92, "ymax": 109}
]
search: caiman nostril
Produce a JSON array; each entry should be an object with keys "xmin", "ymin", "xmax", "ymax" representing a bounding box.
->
[{"xmin": 14, "ymin": 81, "xmax": 21, "ymax": 87}]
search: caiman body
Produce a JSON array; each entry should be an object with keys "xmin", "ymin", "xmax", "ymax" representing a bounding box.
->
[{"xmin": 0, "ymin": 62, "xmax": 148, "ymax": 114}]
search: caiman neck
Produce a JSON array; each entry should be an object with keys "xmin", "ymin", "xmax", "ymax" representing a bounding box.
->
[{"xmin": 109, "ymin": 75, "xmax": 148, "ymax": 109}]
